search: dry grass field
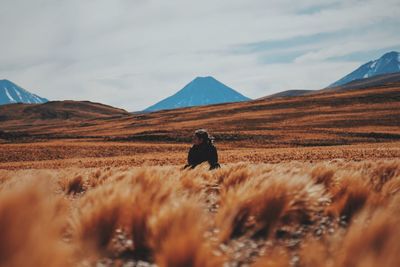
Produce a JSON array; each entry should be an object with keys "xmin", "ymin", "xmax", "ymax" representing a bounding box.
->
[
  {"xmin": 1, "ymin": 160, "xmax": 400, "ymax": 267},
  {"xmin": 0, "ymin": 84, "xmax": 400, "ymax": 266},
  {"xmin": 0, "ymin": 140, "xmax": 400, "ymax": 170}
]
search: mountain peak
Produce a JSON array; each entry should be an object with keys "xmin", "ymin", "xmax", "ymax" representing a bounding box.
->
[
  {"xmin": 194, "ymin": 76, "xmax": 214, "ymax": 80},
  {"xmin": 191, "ymin": 76, "xmax": 220, "ymax": 84},
  {"xmin": 0, "ymin": 80, "xmax": 48, "ymax": 105},
  {"xmin": 0, "ymin": 79, "xmax": 13, "ymax": 84},
  {"xmin": 380, "ymin": 51, "xmax": 400, "ymax": 62},
  {"xmin": 144, "ymin": 76, "xmax": 250, "ymax": 112},
  {"xmin": 186, "ymin": 76, "xmax": 230, "ymax": 91},
  {"xmin": 329, "ymin": 51, "xmax": 400, "ymax": 88},
  {"xmin": 382, "ymin": 51, "xmax": 399, "ymax": 57}
]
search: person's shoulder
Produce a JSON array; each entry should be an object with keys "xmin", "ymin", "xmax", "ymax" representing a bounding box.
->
[{"xmin": 208, "ymin": 143, "xmax": 217, "ymax": 150}]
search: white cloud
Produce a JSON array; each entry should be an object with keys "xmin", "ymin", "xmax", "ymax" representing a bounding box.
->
[
  {"xmin": 294, "ymin": 30, "xmax": 400, "ymax": 63},
  {"xmin": 0, "ymin": 0, "xmax": 399, "ymax": 110}
]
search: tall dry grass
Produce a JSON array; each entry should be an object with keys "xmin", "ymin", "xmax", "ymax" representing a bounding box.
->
[
  {"xmin": 151, "ymin": 200, "xmax": 222, "ymax": 267},
  {"xmin": 216, "ymin": 168, "xmax": 327, "ymax": 241},
  {"xmin": 0, "ymin": 179, "xmax": 72, "ymax": 267},
  {"xmin": 1, "ymin": 160, "xmax": 400, "ymax": 266}
]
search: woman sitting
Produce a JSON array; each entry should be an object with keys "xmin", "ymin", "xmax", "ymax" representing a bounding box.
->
[{"xmin": 184, "ymin": 129, "xmax": 220, "ymax": 170}]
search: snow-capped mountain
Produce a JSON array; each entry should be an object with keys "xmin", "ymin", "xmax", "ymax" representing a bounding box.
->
[
  {"xmin": 0, "ymin": 79, "xmax": 48, "ymax": 105},
  {"xmin": 144, "ymin": 76, "xmax": 251, "ymax": 112},
  {"xmin": 329, "ymin": 51, "xmax": 400, "ymax": 88}
]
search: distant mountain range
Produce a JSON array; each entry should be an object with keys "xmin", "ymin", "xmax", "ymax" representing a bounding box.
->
[
  {"xmin": 262, "ymin": 51, "xmax": 400, "ymax": 99},
  {"xmin": 263, "ymin": 72, "xmax": 400, "ymax": 99},
  {"xmin": 0, "ymin": 79, "xmax": 48, "ymax": 105},
  {"xmin": 144, "ymin": 76, "xmax": 250, "ymax": 112},
  {"xmin": 145, "ymin": 51, "xmax": 400, "ymax": 110},
  {"xmin": 2, "ymin": 51, "xmax": 399, "ymax": 111},
  {"xmin": 321, "ymin": 72, "xmax": 400, "ymax": 93},
  {"xmin": 329, "ymin": 51, "xmax": 400, "ymax": 88}
]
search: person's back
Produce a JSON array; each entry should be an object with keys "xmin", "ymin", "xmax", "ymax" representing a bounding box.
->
[{"xmin": 184, "ymin": 129, "xmax": 220, "ymax": 170}]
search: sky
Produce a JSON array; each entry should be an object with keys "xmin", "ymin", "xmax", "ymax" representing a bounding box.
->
[{"xmin": 1, "ymin": 0, "xmax": 400, "ymax": 111}]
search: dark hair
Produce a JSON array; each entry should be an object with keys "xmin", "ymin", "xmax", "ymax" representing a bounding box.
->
[{"xmin": 195, "ymin": 129, "xmax": 214, "ymax": 145}]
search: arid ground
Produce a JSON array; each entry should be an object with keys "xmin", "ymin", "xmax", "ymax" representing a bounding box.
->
[{"xmin": 0, "ymin": 83, "xmax": 400, "ymax": 266}]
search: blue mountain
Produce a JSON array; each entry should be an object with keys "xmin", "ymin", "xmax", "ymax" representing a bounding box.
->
[
  {"xmin": 144, "ymin": 76, "xmax": 251, "ymax": 112},
  {"xmin": 329, "ymin": 51, "xmax": 400, "ymax": 88},
  {"xmin": 0, "ymin": 79, "xmax": 48, "ymax": 105}
]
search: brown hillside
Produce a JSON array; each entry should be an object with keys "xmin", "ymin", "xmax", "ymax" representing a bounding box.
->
[
  {"xmin": 0, "ymin": 85, "xmax": 399, "ymax": 147},
  {"xmin": 0, "ymin": 100, "xmax": 130, "ymax": 121}
]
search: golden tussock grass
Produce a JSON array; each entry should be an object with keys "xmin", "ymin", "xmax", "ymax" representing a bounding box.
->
[
  {"xmin": 72, "ymin": 184, "xmax": 123, "ymax": 256},
  {"xmin": 217, "ymin": 168, "xmax": 327, "ymax": 241},
  {"xmin": 300, "ymin": 208, "xmax": 400, "ymax": 267},
  {"xmin": 326, "ymin": 176, "xmax": 371, "ymax": 221},
  {"xmin": 1, "ymin": 160, "xmax": 400, "ymax": 266},
  {"xmin": 151, "ymin": 201, "xmax": 222, "ymax": 267},
  {"xmin": 0, "ymin": 179, "xmax": 72, "ymax": 267}
]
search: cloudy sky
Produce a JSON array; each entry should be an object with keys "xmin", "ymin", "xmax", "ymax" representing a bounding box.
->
[{"xmin": 1, "ymin": 0, "xmax": 400, "ymax": 111}]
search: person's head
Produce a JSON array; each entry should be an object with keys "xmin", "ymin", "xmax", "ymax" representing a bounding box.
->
[{"xmin": 193, "ymin": 129, "xmax": 212, "ymax": 145}]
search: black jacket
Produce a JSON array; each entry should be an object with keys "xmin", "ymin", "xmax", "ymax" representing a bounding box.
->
[{"xmin": 185, "ymin": 143, "xmax": 220, "ymax": 170}]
